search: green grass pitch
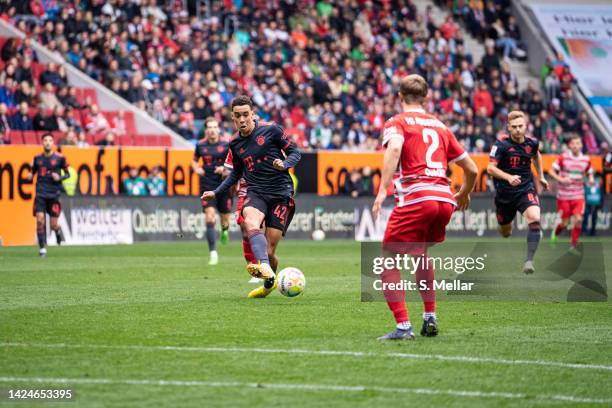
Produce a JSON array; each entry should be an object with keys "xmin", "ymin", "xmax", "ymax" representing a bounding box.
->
[{"xmin": 1, "ymin": 238, "xmax": 611, "ymax": 407}]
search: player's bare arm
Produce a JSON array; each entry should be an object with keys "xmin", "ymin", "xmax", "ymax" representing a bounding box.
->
[
  {"xmin": 533, "ymin": 151, "xmax": 548, "ymax": 190},
  {"xmin": 548, "ymin": 165, "xmax": 570, "ymax": 185},
  {"xmin": 191, "ymin": 159, "xmax": 205, "ymax": 176},
  {"xmin": 372, "ymin": 136, "xmax": 402, "ymax": 220},
  {"xmin": 453, "ymin": 155, "xmax": 478, "ymax": 211},
  {"xmin": 487, "ymin": 161, "xmax": 522, "ymax": 186}
]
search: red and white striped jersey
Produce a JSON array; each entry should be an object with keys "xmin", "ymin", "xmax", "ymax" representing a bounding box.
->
[
  {"xmin": 224, "ymin": 149, "xmax": 248, "ymax": 198},
  {"xmin": 382, "ymin": 108, "xmax": 466, "ymax": 207},
  {"xmin": 552, "ymin": 151, "xmax": 592, "ymax": 201}
]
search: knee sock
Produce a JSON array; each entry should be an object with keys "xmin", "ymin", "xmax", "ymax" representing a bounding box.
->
[
  {"xmin": 242, "ymin": 238, "xmax": 256, "ymax": 264},
  {"xmin": 381, "ymin": 267, "xmax": 409, "ymax": 326},
  {"xmin": 247, "ymin": 229, "xmax": 269, "ymax": 264},
  {"xmin": 555, "ymin": 223, "xmax": 565, "ymax": 236},
  {"xmin": 527, "ymin": 221, "xmax": 541, "ymax": 262},
  {"xmin": 571, "ymin": 225, "xmax": 581, "ymax": 248},
  {"xmin": 206, "ymin": 222, "xmax": 216, "ymax": 252},
  {"xmin": 416, "ymin": 263, "xmax": 436, "ymax": 316},
  {"xmin": 36, "ymin": 225, "xmax": 46, "ymax": 249}
]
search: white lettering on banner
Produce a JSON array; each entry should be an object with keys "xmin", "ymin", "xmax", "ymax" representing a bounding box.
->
[
  {"xmin": 180, "ymin": 210, "xmax": 206, "ymax": 239},
  {"xmin": 46, "ymin": 208, "xmax": 133, "ymax": 245},
  {"xmin": 132, "ymin": 209, "xmax": 180, "ymax": 234},
  {"xmin": 353, "ymin": 206, "xmax": 610, "ymax": 241}
]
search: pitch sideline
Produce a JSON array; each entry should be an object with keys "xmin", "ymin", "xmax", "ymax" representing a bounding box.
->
[{"xmin": 1, "ymin": 342, "xmax": 612, "ymax": 372}]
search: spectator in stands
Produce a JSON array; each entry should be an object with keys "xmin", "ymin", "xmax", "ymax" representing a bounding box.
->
[
  {"xmin": 76, "ymin": 130, "xmax": 89, "ymax": 147},
  {"xmin": 57, "ymin": 86, "xmax": 81, "ymax": 109},
  {"xmin": 14, "ymin": 80, "xmax": 34, "ymax": 105},
  {"xmin": 96, "ymin": 132, "xmax": 115, "ymax": 146},
  {"xmin": 33, "ymin": 106, "xmax": 59, "ymax": 131},
  {"xmin": 83, "ymin": 104, "xmax": 109, "ymax": 135},
  {"xmin": 123, "ymin": 167, "xmax": 148, "ymax": 196},
  {"xmin": 0, "ymin": 103, "xmax": 11, "ymax": 135},
  {"xmin": 147, "ymin": 166, "xmax": 166, "ymax": 196},
  {"xmin": 110, "ymin": 110, "xmax": 127, "ymax": 135},
  {"xmin": 10, "ymin": 101, "xmax": 33, "ymax": 130},
  {"xmin": 360, "ymin": 166, "xmax": 375, "ymax": 197},
  {"xmin": 0, "ymin": 77, "xmax": 15, "ymax": 107},
  {"xmin": 39, "ymin": 82, "xmax": 62, "ymax": 111},
  {"xmin": 340, "ymin": 169, "xmax": 362, "ymax": 198},
  {"xmin": 59, "ymin": 129, "xmax": 77, "ymax": 147}
]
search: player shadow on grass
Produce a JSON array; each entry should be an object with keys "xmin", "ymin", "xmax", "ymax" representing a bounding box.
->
[{"xmin": 543, "ymin": 242, "xmax": 608, "ymax": 302}]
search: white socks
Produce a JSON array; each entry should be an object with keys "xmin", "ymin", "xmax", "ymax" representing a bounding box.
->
[{"xmin": 396, "ymin": 321, "xmax": 412, "ymax": 330}]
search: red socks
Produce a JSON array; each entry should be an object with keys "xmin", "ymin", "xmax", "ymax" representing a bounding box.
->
[
  {"xmin": 571, "ymin": 226, "xmax": 581, "ymax": 248},
  {"xmin": 555, "ymin": 223, "xmax": 565, "ymax": 236},
  {"xmin": 242, "ymin": 238, "xmax": 256, "ymax": 264},
  {"xmin": 381, "ymin": 268, "xmax": 408, "ymax": 324}
]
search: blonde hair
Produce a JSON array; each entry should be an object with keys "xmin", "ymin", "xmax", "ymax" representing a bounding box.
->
[
  {"xmin": 399, "ymin": 74, "xmax": 428, "ymax": 104},
  {"xmin": 507, "ymin": 110, "xmax": 526, "ymax": 122}
]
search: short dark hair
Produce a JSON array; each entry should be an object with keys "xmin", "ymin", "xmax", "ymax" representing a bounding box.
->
[
  {"xmin": 566, "ymin": 133, "xmax": 582, "ymax": 143},
  {"xmin": 231, "ymin": 95, "xmax": 253, "ymax": 110},
  {"xmin": 41, "ymin": 133, "xmax": 53, "ymax": 141}
]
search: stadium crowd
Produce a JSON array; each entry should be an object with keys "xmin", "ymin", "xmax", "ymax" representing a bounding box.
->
[{"xmin": 0, "ymin": 0, "xmax": 603, "ymax": 154}]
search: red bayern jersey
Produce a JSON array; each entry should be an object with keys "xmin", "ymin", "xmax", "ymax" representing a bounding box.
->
[
  {"xmin": 382, "ymin": 108, "xmax": 467, "ymax": 207},
  {"xmin": 552, "ymin": 151, "xmax": 592, "ymax": 201},
  {"xmin": 224, "ymin": 149, "xmax": 248, "ymax": 198}
]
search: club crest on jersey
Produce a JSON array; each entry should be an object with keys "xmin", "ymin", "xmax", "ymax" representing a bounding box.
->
[
  {"xmin": 239, "ymin": 147, "xmax": 246, "ymax": 154},
  {"xmin": 50, "ymin": 159, "xmax": 57, "ymax": 166},
  {"xmin": 217, "ymin": 146, "xmax": 225, "ymax": 153},
  {"xmin": 524, "ymin": 146, "xmax": 532, "ymax": 154},
  {"xmin": 256, "ymin": 135, "xmax": 265, "ymax": 146}
]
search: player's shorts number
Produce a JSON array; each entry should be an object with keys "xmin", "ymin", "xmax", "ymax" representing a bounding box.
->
[
  {"xmin": 273, "ymin": 204, "xmax": 287, "ymax": 225},
  {"xmin": 422, "ymin": 128, "xmax": 443, "ymax": 169}
]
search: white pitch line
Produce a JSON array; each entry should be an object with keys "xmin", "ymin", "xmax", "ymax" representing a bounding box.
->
[
  {"xmin": 1, "ymin": 342, "xmax": 612, "ymax": 372},
  {"xmin": 0, "ymin": 376, "xmax": 609, "ymax": 404}
]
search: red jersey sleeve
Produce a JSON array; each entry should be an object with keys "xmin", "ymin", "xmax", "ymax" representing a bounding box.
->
[
  {"xmin": 224, "ymin": 149, "xmax": 233, "ymax": 169},
  {"xmin": 382, "ymin": 118, "xmax": 404, "ymax": 146},
  {"xmin": 446, "ymin": 129, "xmax": 467, "ymax": 163},
  {"xmin": 552, "ymin": 154, "xmax": 563, "ymax": 172}
]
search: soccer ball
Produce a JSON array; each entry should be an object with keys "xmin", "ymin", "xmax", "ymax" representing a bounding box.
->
[
  {"xmin": 277, "ymin": 267, "xmax": 306, "ymax": 297},
  {"xmin": 312, "ymin": 229, "xmax": 326, "ymax": 241}
]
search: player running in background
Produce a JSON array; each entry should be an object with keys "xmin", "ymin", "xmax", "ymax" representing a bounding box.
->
[
  {"xmin": 201, "ymin": 96, "xmax": 301, "ymax": 298},
  {"xmin": 192, "ymin": 117, "xmax": 232, "ymax": 265},
  {"xmin": 548, "ymin": 134, "xmax": 594, "ymax": 252},
  {"xmin": 487, "ymin": 111, "xmax": 549, "ymax": 274},
  {"xmin": 372, "ymin": 74, "xmax": 478, "ymax": 340},
  {"xmin": 28, "ymin": 133, "xmax": 69, "ymax": 257}
]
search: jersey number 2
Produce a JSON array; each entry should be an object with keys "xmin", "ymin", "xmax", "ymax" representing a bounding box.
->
[{"xmin": 422, "ymin": 129, "xmax": 443, "ymax": 169}]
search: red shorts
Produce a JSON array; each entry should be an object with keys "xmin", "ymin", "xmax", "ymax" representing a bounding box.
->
[
  {"xmin": 235, "ymin": 195, "xmax": 246, "ymax": 225},
  {"xmin": 383, "ymin": 200, "xmax": 454, "ymax": 245},
  {"xmin": 557, "ymin": 198, "xmax": 584, "ymax": 220}
]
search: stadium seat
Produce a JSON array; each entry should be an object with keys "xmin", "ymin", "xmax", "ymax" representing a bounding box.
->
[
  {"xmin": 7, "ymin": 130, "xmax": 23, "ymax": 144},
  {"xmin": 159, "ymin": 135, "xmax": 172, "ymax": 146},
  {"xmin": 123, "ymin": 111, "xmax": 137, "ymax": 134},
  {"xmin": 22, "ymin": 131, "xmax": 39, "ymax": 145},
  {"xmin": 82, "ymin": 88, "xmax": 98, "ymax": 106}
]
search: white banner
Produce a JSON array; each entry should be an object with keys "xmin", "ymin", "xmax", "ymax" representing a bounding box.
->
[
  {"xmin": 47, "ymin": 208, "xmax": 133, "ymax": 245},
  {"xmin": 530, "ymin": 4, "xmax": 612, "ymax": 106}
]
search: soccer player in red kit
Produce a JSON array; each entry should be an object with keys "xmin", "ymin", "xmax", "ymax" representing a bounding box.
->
[
  {"xmin": 548, "ymin": 134, "xmax": 594, "ymax": 251},
  {"xmin": 223, "ymin": 149, "xmax": 258, "ymax": 268},
  {"xmin": 372, "ymin": 75, "xmax": 478, "ymax": 340}
]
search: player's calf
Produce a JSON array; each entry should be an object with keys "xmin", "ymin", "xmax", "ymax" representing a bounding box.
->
[{"xmin": 498, "ymin": 224, "xmax": 512, "ymax": 238}]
